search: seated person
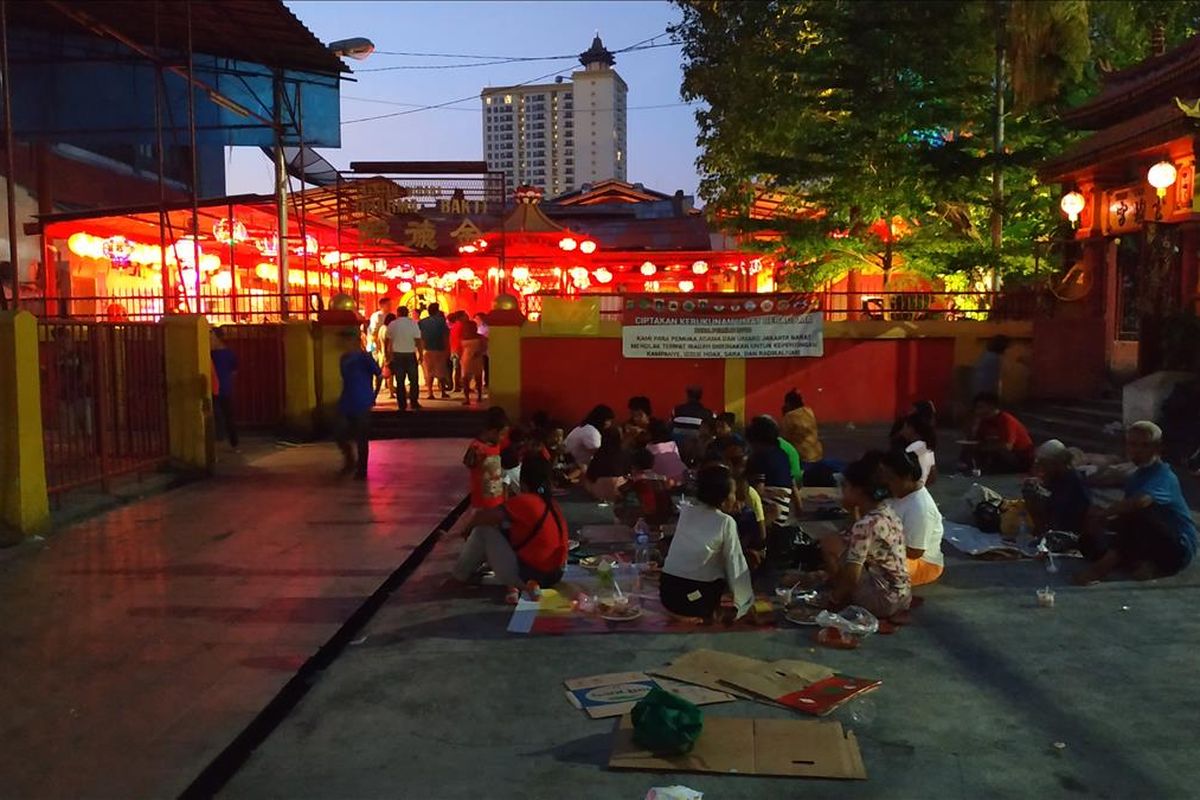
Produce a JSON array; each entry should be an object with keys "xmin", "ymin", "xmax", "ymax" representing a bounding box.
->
[
  {"xmin": 892, "ymin": 409, "xmax": 938, "ymax": 487},
  {"xmin": 781, "ymin": 388, "xmax": 824, "ymax": 463},
  {"xmin": 962, "ymin": 391, "xmax": 1034, "ymax": 473},
  {"xmin": 1023, "ymin": 439, "xmax": 1091, "ymax": 540},
  {"xmin": 621, "ymin": 395, "xmax": 655, "ymax": 450},
  {"xmin": 818, "ymin": 457, "xmax": 913, "ymax": 619},
  {"xmin": 778, "ymin": 436, "xmax": 805, "ymax": 486},
  {"xmin": 622, "ymin": 447, "xmax": 675, "ymax": 527},
  {"xmin": 1075, "ymin": 421, "xmax": 1196, "ymax": 584},
  {"xmin": 564, "ymin": 404, "xmax": 615, "ymax": 469},
  {"xmin": 536, "ymin": 419, "xmax": 579, "ymax": 485},
  {"xmin": 726, "ymin": 446, "xmax": 767, "ymax": 570},
  {"xmin": 647, "ymin": 418, "xmax": 687, "ymax": 486},
  {"xmin": 879, "ymin": 449, "xmax": 944, "ymax": 586},
  {"xmin": 500, "ymin": 424, "xmax": 530, "ymax": 495},
  {"xmin": 659, "ymin": 464, "xmax": 753, "ymax": 621},
  {"xmin": 746, "ymin": 415, "xmax": 795, "ymax": 524},
  {"xmin": 671, "ymin": 384, "xmax": 715, "ymax": 440},
  {"xmin": 584, "ymin": 428, "xmax": 629, "ymax": 501},
  {"xmin": 714, "ymin": 411, "xmax": 745, "ymax": 446},
  {"xmin": 451, "ymin": 456, "xmax": 568, "ymax": 603}
]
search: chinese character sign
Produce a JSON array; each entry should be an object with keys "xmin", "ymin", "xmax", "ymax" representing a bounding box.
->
[{"xmin": 621, "ymin": 294, "xmax": 823, "ymax": 359}]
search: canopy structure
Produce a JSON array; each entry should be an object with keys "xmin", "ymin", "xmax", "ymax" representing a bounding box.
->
[{"xmin": 34, "ymin": 172, "xmax": 776, "ymax": 322}]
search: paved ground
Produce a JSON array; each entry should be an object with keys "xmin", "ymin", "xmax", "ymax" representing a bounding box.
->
[
  {"xmin": 0, "ymin": 438, "xmax": 465, "ymax": 800},
  {"xmin": 220, "ymin": 428, "xmax": 1200, "ymax": 800}
]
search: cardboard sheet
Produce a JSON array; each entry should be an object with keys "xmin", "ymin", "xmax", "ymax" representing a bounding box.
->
[
  {"xmin": 563, "ymin": 671, "xmax": 736, "ymax": 719},
  {"xmin": 648, "ymin": 649, "xmax": 878, "ymax": 716},
  {"xmin": 609, "ymin": 715, "xmax": 867, "ymax": 780}
]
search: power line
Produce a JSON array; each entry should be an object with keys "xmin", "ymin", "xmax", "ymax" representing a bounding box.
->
[
  {"xmin": 341, "ymin": 34, "xmax": 673, "ymax": 125},
  {"xmin": 342, "ymin": 95, "xmax": 698, "ymax": 113},
  {"xmin": 354, "ymin": 40, "xmax": 679, "ymax": 73}
]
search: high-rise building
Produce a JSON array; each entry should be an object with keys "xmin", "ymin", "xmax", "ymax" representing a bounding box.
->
[{"xmin": 481, "ymin": 34, "xmax": 627, "ymax": 196}]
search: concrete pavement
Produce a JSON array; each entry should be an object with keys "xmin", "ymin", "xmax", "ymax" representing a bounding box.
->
[
  {"xmin": 219, "ymin": 436, "xmax": 1200, "ymax": 800},
  {"xmin": 0, "ymin": 438, "xmax": 466, "ymax": 799}
]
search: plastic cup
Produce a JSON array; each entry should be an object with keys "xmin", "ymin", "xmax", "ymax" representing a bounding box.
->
[{"xmin": 1036, "ymin": 587, "xmax": 1055, "ymax": 608}]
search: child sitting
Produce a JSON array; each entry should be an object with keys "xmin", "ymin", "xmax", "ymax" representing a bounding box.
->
[
  {"xmin": 584, "ymin": 427, "xmax": 629, "ymax": 501},
  {"xmin": 444, "ymin": 406, "xmax": 510, "ymax": 538},
  {"xmin": 622, "ymin": 447, "xmax": 675, "ymax": 527},
  {"xmin": 647, "ymin": 419, "xmax": 687, "ymax": 486}
]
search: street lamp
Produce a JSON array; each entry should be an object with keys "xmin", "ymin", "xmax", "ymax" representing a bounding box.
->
[
  {"xmin": 1147, "ymin": 160, "xmax": 1177, "ymax": 198},
  {"xmin": 1059, "ymin": 190, "xmax": 1085, "ymax": 224}
]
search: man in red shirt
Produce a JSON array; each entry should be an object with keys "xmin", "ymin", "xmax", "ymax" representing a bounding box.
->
[{"xmin": 967, "ymin": 391, "xmax": 1034, "ymax": 473}]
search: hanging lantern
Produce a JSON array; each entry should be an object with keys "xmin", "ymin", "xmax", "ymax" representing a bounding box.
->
[
  {"xmin": 171, "ymin": 238, "xmax": 203, "ymax": 268},
  {"xmin": 679, "ymin": 279, "xmax": 695, "ymax": 293},
  {"xmin": 291, "ymin": 234, "xmax": 319, "ymax": 256},
  {"xmin": 180, "ymin": 267, "xmax": 198, "ymax": 288},
  {"xmin": 579, "ymin": 239, "xmax": 597, "ymax": 255},
  {"xmin": 457, "ymin": 267, "xmax": 476, "ymax": 281},
  {"xmin": 255, "ymin": 262, "xmax": 279, "ymax": 282},
  {"xmin": 511, "ymin": 266, "xmax": 530, "ymax": 282},
  {"xmin": 691, "ymin": 260, "xmax": 709, "ymax": 275},
  {"xmin": 199, "ymin": 253, "xmax": 222, "ymax": 273},
  {"xmin": 399, "ymin": 280, "xmax": 413, "ymax": 293},
  {"xmin": 1059, "ymin": 191, "xmax": 1086, "ymax": 224},
  {"xmin": 102, "ymin": 235, "xmax": 133, "ymax": 266},
  {"xmin": 748, "ymin": 259, "xmax": 764, "ymax": 275},
  {"xmin": 320, "ymin": 250, "xmax": 341, "ymax": 267},
  {"xmin": 640, "ymin": 261, "xmax": 657, "ymax": 276},
  {"xmin": 466, "ymin": 276, "xmax": 484, "ymax": 291},
  {"xmin": 255, "ymin": 234, "xmax": 279, "ymax": 258},
  {"xmin": 415, "ymin": 270, "xmax": 429, "ymax": 284},
  {"xmin": 558, "ymin": 236, "xmax": 578, "ymax": 252},
  {"xmin": 288, "ymin": 271, "xmax": 306, "ymax": 287},
  {"xmin": 593, "ymin": 267, "xmax": 613, "ymax": 284},
  {"xmin": 1147, "ymin": 160, "xmax": 1177, "ymax": 198},
  {"xmin": 212, "ymin": 217, "xmax": 248, "ymax": 245},
  {"xmin": 211, "ymin": 272, "xmax": 234, "ymax": 291},
  {"xmin": 458, "ymin": 244, "xmax": 477, "ymax": 254},
  {"xmin": 68, "ymin": 232, "xmax": 98, "ymax": 259},
  {"xmin": 399, "ymin": 264, "xmax": 415, "ymax": 280},
  {"xmin": 476, "ymin": 238, "xmax": 489, "ymax": 250}
]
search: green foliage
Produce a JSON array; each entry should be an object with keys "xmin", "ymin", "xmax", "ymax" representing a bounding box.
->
[{"xmin": 673, "ymin": 0, "xmax": 1200, "ymax": 288}]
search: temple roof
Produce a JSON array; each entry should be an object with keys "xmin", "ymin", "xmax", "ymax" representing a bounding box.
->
[
  {"xmin": 1039, "ymin": 100, "xmax": 1197, "ymax": 182},
  {"xmin": 1063, "ymin": 34, "xmax": 1200, "ymax": 130}
]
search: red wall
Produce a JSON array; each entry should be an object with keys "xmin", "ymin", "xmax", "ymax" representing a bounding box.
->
[
  {"xmin": 744, "ymin": 338, "xmax": 955, "ymax": 424},
  {"xmin": 520, "ymin": 335, "xmax": 955, "ymax": 426},
  {"xmin": 521, "ymin": 337, "xmax": 725, "ymax": 425}
]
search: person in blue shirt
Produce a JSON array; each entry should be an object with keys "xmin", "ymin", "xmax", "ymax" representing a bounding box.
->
[
  {"xmin": 336, "ymin": 328, "xmax": 382, "ymax": 479},
  {"xmin": 1075, "ymin": 421, "xmax": 1197, "ymax": 584},
  {"xmin": 209, "ymin": 327, "xmax": 239, "ymax": 450}
]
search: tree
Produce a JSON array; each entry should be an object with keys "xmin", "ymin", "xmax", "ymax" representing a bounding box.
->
[{"xmin": 673, "ymin": 0, "xmax": 1200, "ymax": 290}]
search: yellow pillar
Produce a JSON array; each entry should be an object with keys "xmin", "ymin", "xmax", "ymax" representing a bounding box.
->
[
  {"xmin": 314, "ymin": 323, "xmax": 349, "ymax": 431},
  {"xmin": 488, "ymin": 323, "xmax": 522, "ymax": 420},
  {"xmin": 283, "ymin": 321, "xmax": 317, "ymax": 437},
  {"xmin": 164, "ymin": 315, "xmax": 212, "ymax": 472},
  {"xmin": 0, "ymin": 311, "xmax": 50, "ymax": 539},
  {"xmin": 724, "ymin": 357, "xmax": 747, "ymax": 423}
]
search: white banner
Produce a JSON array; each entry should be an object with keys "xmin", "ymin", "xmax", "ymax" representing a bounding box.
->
[{"xmin": 622, "ymin": 312, "xmax": 824, "ymax": 359}]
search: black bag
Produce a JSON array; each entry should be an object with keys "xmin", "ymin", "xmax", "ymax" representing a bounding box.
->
[
  {"xmin": 766, "ymin": 523, "xmax": 823, "ymax": 571},
  {"xmin": 974, "ymin": 499, "xmax": 1004, "ymax": 533}
]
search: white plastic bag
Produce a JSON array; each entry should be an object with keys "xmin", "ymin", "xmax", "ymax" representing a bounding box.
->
[
  {"xmin": 646, "ymin": 787, "xmax": 703, "ymax": 800},
  {"xmin": 814, "ymin": 605, "xmax": 879, "ymax": 637}
]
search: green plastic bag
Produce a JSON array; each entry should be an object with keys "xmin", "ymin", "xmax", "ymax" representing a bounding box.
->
[{"xmin": 631, "ymin": 687, "xmax": 705, "ymax": 755}]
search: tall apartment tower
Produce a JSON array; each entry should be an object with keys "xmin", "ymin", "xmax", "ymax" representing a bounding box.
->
[{"xmin": 481, "ymin": 34, "xmax": 627, "ymax": 196}]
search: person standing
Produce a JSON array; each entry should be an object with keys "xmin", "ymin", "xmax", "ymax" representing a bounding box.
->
[
  {"xmin": 336, "ymin": 327, "xmax": 382, "ymax": 479},
  {"xmin": 418, "ymin": 302, "xmax": 451, "ymax": 400},
  {"xmin": 385, "ymin": 306, "xmax": 423, "ymax": 411},
  {"xmin": 474, "ymin": 311, "xmax": 491, "ymax": 387},
  {"xmin": 459, "ymin": 318, "xmax": 487, "ymax": 405},
  {"xmin": 448, "ymin": 310, "xmax": 466, "ymax": 394},
  {"xmin": 209, "ymin": 327, "xmax": 240, "ymax": 450}
]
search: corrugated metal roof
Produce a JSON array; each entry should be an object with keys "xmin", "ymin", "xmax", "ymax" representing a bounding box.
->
[{"xmin": 19, "ymin": 0, "xmax": 347, "ymax": 76}]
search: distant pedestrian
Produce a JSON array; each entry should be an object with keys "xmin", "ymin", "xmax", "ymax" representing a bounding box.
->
[
  {"xmin": 366, "ymin": 296, "xmax": 392, "ymax": 367},
  {"xmin": 385, "ymin": 306, "xmax": 423, "ymax": 411},
  {"xmin": 418, "ymin": 302, "xmax": 451, "ymax": 400},
  {"xmin": 336, "ymin": 327, "xmax": 382, "ymax": 479},
  {"xmin": 459, "ymin": 318, "xmax": 487, "ymax": 405},
  {"xmin": 972, "ymin": 335, "xmax": 1010, "ymax": 398},
  {"xmin": 209, "ymin": 327, "xmax": 240, "ymax": 450},
  {"xmin": 449, "ymin": 310, "xmax": 467, "ymax": 393},
  {"xmin": 474, "ymin": 311, "xmax": 491, "ymax": 386}
]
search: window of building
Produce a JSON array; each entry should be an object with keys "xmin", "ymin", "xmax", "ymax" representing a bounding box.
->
[{"xmin": 504, "ymin": 94, "xmax": 512, "ymax": 103}]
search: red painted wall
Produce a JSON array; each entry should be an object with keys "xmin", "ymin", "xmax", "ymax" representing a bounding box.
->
[
  {"xmin": 520, "ymin": 337, "xmax": 725, "ymax": 425},
  {"xmin": 520, "ymin": 335, "xmax": 955, "ymax": 426},
  {"xmin": 743, "ymin": 338, "xmax": 955, "ymax": 424}
]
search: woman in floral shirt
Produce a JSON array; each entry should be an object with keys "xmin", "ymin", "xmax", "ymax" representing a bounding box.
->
[{"xmin": 821, "ymin": 456, "xmax": 912, "ymax": 618}]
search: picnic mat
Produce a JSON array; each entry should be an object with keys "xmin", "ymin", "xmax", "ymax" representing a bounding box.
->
[{"xmin": 506, "ymin": 565, "xmax": 777, "ymax": 635}]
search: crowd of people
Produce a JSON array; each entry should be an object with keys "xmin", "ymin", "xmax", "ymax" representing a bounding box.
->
[
  {"xmin": 435, "ymin": 381, "xmax": 1197, "ymax": 622},
  {"xmin": 365, "ymin": 296, "xmax": 490, "ymax": 410}
]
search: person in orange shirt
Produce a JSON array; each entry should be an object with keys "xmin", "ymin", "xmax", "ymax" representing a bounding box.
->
[{"xmin": 444, "ymin": 406, "xmax": 509, "ymax": 538}]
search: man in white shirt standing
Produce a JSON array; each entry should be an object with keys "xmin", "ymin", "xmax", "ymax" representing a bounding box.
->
[{"xmin": 385, "ymin": 306, "xmax": 424, "ymax": 411}]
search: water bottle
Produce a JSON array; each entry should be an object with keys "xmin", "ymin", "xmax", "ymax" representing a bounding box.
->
[{"xmin": 633, "ymin": 518, "xmax": 650, "ymax": 589}]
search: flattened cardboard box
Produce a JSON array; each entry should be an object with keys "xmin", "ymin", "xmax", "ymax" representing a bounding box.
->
[
  {"xmin": 609, "ymin": 715, "xmax": 867, "ymax": 780},
  {"xmin": 564, "ymin": 671, "xmax": 736, "ymax": 719}
]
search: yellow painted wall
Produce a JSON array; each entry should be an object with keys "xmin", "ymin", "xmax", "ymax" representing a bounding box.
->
[
  {"xmin": 283, "ymin": 321, "xmax": 317, "ymax": 437},
  {"xmin": 488, "ymin": 324, "xmax": 522, "ymax": 420},
  {"xmin": 314, "ymin": 324, "xmax": 349, "ymax": 431},
  {"xmin": 0, "ymin": 311, "xmax": 49, "ymax": 539},
  {"xmin": 723, "ymin": 358, "xmax": 746, "ymax": 423},
  {"xmin": 163, "ymin": 315, "xmax": 213, "ymax": 472}
]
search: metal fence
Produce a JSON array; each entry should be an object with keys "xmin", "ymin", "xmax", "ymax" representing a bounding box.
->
[
  {"xmin": 215, "ymin": 324, "xmax": 287, "ymax": 428},
  {"xmin": 37, "ymin": 321, "xmax": 170, "ymax": 494},
  {"xmin": 33, "ymin": 291, "xmax": 327, "ymax": 324}
]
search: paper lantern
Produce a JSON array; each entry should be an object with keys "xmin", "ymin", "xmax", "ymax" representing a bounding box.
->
[
  {"xmin": 691, "ymin": 260, "xmax": 709, "ymax": 275},
  {"xmin": 180, "ymin": 268, "xmax": 198, "ymax": 288},
  {"xmin": 212, "ymin": 217, "xmax": 248, "ymax": 245},
  {"xmin": 558, "ymin": 236, "xmax": 577, "ymax": 252},
  {"xmin": 511, "ymin": 266, "xmax": 530, "ymax": 282},
  {"xmin": 320, "ymin": 250, "xmax": 341, "ymax": 267},
  {"xmin": 211, "ymin": 272, "xmax": 234, "ymax": 291},
  {"xmin": 457, "ymin": 267, "xmax": 476, "ymax": 280},
  {"xmin": 255, "ymin": 234, "xmax": 279, "ymax": 258},
  {"xmin": 171, "ymin": 238, "xmax": 203, "ymax": 268},
  {"xmin": 1059, "ymin": 191, "xmax": 1085, "ymax": 223},
  {"xmin": 640, "ymin": 261, "xmax": 657, "ymax": 276},
  {"xmin": 593, "ymin": 267, "xmax": 613, "ymax": 284},
  {"xmin": 1147, "ymin": 160, "xmax": 1177, "ymax": 198},
  {"xmin": 579, "ymin": 239, "xmax": 597, "ymax": 254},
  {"xmin": 199, "ymin": 253, "xmax": 221, "ymax": 273},
  {"xmin": 679, "ymin": 279, "xmax": 695, "ymax": 292},
  {"xmin": 255, "ymin": 262, "xmax": 279, "ymax": 282},
  {"xmin": 399, "ymin": 280, "xmax": 413, "ymax": 293}
]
